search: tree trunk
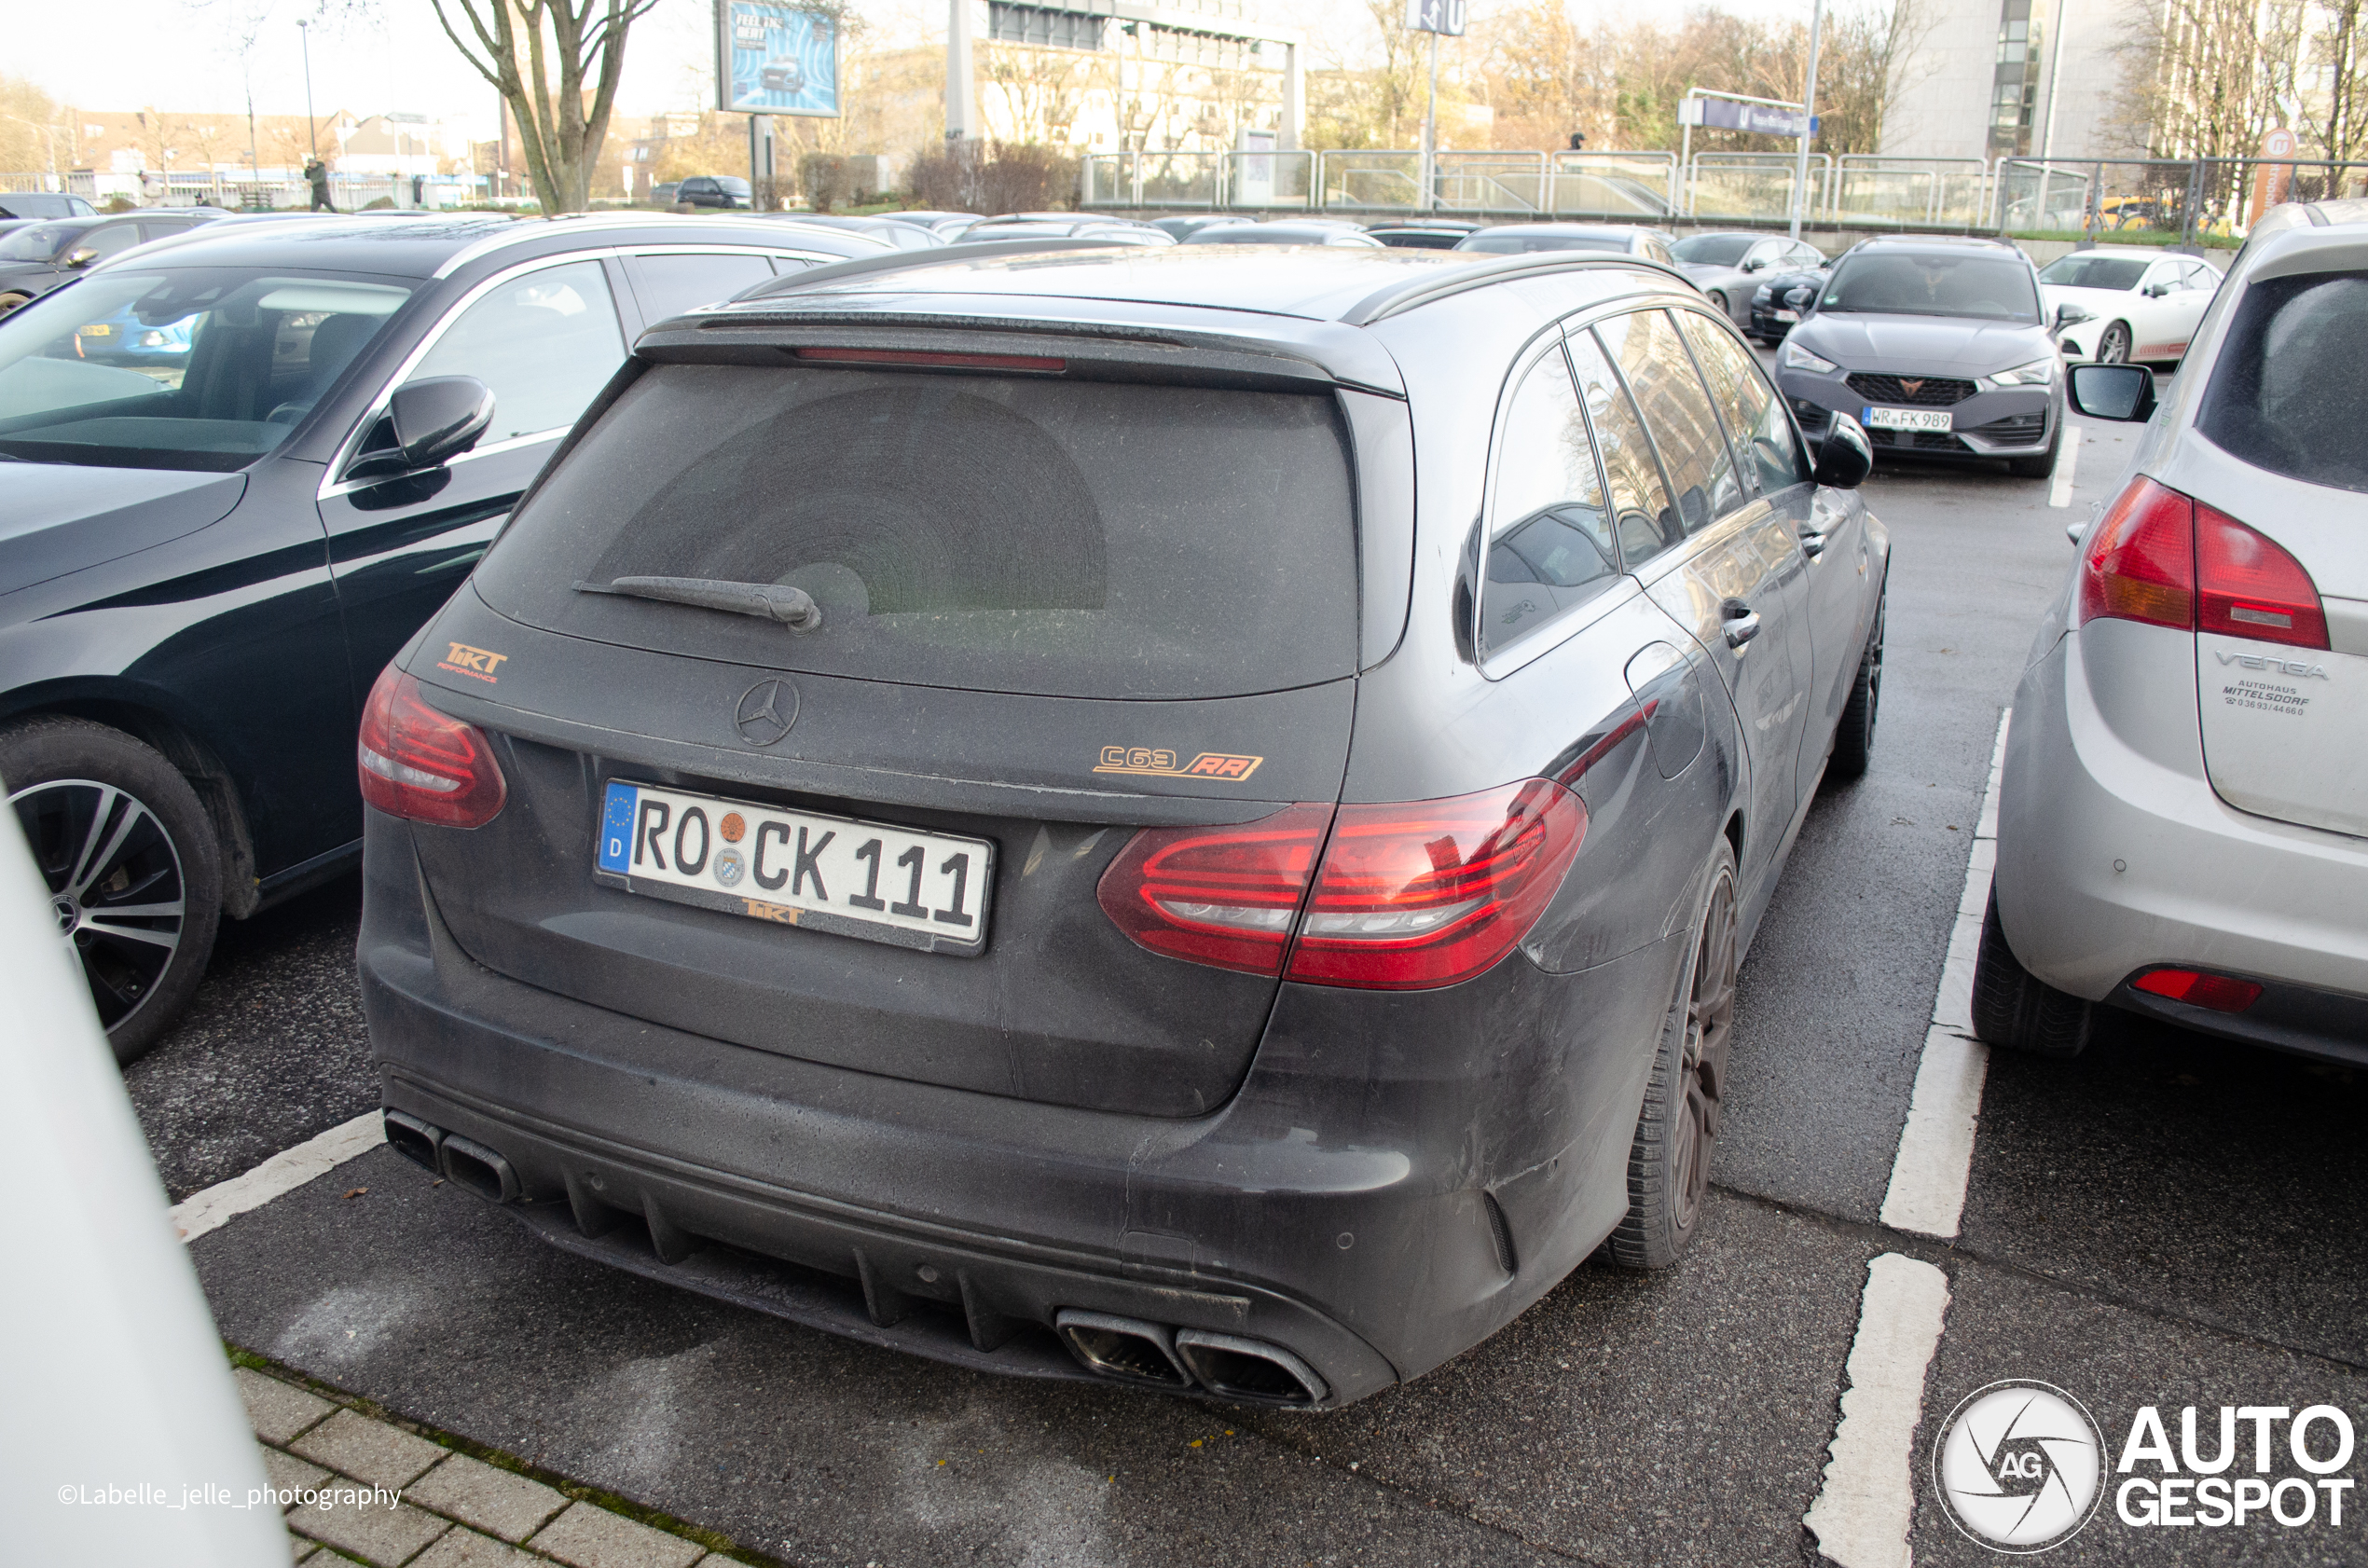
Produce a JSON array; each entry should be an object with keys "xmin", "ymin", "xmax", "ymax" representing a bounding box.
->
[{"xmin": 430, "ymin": 0, "xmax": 654, "ymax": 213}]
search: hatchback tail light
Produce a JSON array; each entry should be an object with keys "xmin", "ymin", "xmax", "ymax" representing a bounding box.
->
[
  {"xmin": 358, "ymin": 667, "xmax": 508, "ymax": 829},
  {"xmin": 2078, "ymin": 477, "xmax": 2328, "ymax": 649},
  {"xmin": 1285, "ymin": 781, "xmax": 1588, "ymax": 990},
  {"xmin": 2077, "ymin": 476, "xmax": 2194, "ymax": 631},
  {"xmin": 2195, "ymin": 503, "xmax": 2329, "ymax": 649},
  {"xmin": 1099, "ymin": 783, "xmax": 1588, "ymax": 989},
  {"xmin": 2131, "ymin": 967, "xmax": 2265, "ymax": 1012}
]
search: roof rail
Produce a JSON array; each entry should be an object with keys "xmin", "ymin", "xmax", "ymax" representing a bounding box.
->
[{"xmin": 1337, "ymin": 251, "xmax": 1693, "ymax": 326}]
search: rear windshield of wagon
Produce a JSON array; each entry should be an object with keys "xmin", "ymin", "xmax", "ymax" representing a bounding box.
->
[{"xmin": 473, "ymin": 363, "xmax": 1362, "ymax": 700}]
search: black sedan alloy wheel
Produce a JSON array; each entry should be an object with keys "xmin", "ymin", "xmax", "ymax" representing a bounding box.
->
[{"xmin": 14, "ymin": 778, "xmax": 189, "ymax": 1030}]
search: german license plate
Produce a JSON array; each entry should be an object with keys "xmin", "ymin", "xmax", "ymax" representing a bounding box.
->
[
  {"xmin": 1864, "ymin": 405, "xmax": 1952, "ymax": 433},
  {"xmin": 1774, "ymin": 308, "xmax": 1798, "ymax": 322},
  {"xmin": 593, "ymin": 780, "xmax": 992, "ymax": 956},
  {"xmin": 77, "ymin": 323, "xmax": 113, "ymax": 337}
]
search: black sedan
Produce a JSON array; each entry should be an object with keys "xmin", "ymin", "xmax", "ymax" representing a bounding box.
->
[
  {"xmin": 360, "ymin": 244, "xmax": 1887, "ymax": 1409},
  {"xmin": 0, "ymin": 210, "xmax": 228, "ymax": 316},
  {"xmin": 0, "ymin": 213, "xmax": 886, "ymax": 1060},
  {"xmin": 1747, "ymin": 264, "xmax": 1829, "ymax": 343}
]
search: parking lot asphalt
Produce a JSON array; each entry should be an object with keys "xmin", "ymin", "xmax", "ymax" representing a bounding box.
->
[{"xmin": 140, "ymin": 397, "xmax": 2368, "ymax": 1567}]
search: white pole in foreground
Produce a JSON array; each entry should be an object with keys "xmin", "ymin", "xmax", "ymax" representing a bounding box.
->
[
  {"xmin": 1790, "ymin": 0, "xmax": 1824, "ymax": 241},
  {"xmin": 946, "ymin": 0, "xmax": 977, "ymax": 142},
  {"xmin": 1422, "ymin": 29, "xmax": 1440, "ymax": 211}
]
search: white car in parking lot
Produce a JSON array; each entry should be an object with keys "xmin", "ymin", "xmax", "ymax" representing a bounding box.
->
[
  {"xmin": 2039, "ymin": 245, "xmax": 2220, "ymax": 364},
  {"xmin": 1976, "ymin": 199, "xmax": 2368, "ymax": 1061}
]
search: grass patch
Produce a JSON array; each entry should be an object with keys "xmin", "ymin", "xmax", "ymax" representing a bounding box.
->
[{"xmin": 2008, "ymin": 227, "xmax": 2239, "ymax": 249}]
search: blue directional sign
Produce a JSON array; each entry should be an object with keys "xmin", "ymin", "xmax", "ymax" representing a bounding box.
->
[
  {"xmin": 1683, "ymin": 96, "xmax": 1820, "ymax": 138},
  {"xmin": 716, "ymin": 0, "xmax": 840, "ymax": 117},
  {"xmin": 1406, "ymin": 0, "xmax": 1466, "ymax": 35}
]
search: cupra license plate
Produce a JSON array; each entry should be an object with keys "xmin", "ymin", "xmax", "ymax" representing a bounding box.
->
[
  {"xmin": 1864, "ymin": 405, "xmax": 1953, "ymax": 433},
  {"xmin": 594, "ymin": 780, "xmax": 992, "ymax": 956}
]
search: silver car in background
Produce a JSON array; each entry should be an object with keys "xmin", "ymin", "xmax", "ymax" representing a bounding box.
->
[
  {"xmin": 1976, "ymin": 199, "xmax": 2368, "ymax": 1061},
  {"xmin": 1671, "ymin": 230, "xmax": 1825, "ymax": 329}
]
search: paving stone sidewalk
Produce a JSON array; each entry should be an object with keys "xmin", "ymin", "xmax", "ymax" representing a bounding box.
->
[{"xmin": 235, "ymin": 1358, "xmax": 776, "ymax": 1568}]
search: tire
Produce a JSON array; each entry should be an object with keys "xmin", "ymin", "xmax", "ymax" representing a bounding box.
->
[
  {"xmin": 1608, "ymin": 839, "xmax": 1739, "ymax": 1270},
  {"xmin": 1828, "ymin": 583, "xmax": 1885, "ymax": 780},
  {"xmin": 1969, "ymin": 888, "xmax": 2092, "ymax": 1058},
  {"xmin": 2, "ymin": 717, "xmax": 222, "ymax": 1066},
  {"xmin": 1708, "ymin": 289, "xmax": 1729, "ymax": 318},
  {"xmin": 2096, "ymin": 322, "xmax": 2133, "ymax": 364},
  {"xmin": 0, "ymin": 292, "xmax": 31, "ymax": 319}
]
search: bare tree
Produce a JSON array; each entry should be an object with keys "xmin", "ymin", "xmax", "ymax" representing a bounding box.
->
[
  {"xmin": 2302, "ymin": 0, "xmax": 2368, "ymax": 164},
  {"xmin": 2113, "ymin": 0, "xmax": 2306, "ymax": 158},
  {"xmin": 427, "ymin": 0, "xmax": 662, "ymax": 212}
]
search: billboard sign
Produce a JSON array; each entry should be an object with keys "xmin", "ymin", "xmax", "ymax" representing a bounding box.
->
[
  {"xmin": 1679, "ymin": 95, "xmax": 1818, "ymax": 138},
  {"xmin": 717, "ymin": 0, "xmax": 840, "ymax": 117},
  {"xmin": 1406, "ymin": 0, "xmax": 1466, "ymax": 34}
]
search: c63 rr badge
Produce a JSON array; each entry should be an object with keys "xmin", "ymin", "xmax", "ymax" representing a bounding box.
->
[{"xmin": 1095, "ymin": 746, "xmax": 1264, "ymax": 782}]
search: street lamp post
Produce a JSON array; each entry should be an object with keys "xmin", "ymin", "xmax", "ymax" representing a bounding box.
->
[
  {"xmin": 299, "ymin": 20, "xmax": 318, "ymax": 158},
  {"xmin": 1788, "ymin": 0, "xmax": 1824, "ymax": 242}
]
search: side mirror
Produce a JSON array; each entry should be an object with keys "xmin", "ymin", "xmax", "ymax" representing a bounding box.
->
[
  {"xmin": 346, "ymin": 376, "xmax": 494, "ymax": 480},
  {"xmin": 2068, "ymin": 363, "xmax": 2155, "ymax": 421},
  {"xmin": 1813, "ymin": 412, "xmax": 1874, "ymax": 489},
  {"xmin": 64, "ymin": 247, "xmax": 99, "ymax": 268},
  {"xmin": 2142, "ymin": 282, "xmax": 2170, "ymax": 297},
  {"xmin": 1742, "ymin": 255, "xmax": 1766, "ymax": 272},
  {"xmin": 2052, "ymin": 302, "xmax": 2095, "ymax": 330}
]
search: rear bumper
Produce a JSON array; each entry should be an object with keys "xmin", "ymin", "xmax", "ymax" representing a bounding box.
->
[
  {"xmin": 1997, "ymin": 628, "xmax": 2368, "ymax": 1064},
  {"xmin": 359, "ymin": 817, "xmax": 1673, "ymax": 1407}
]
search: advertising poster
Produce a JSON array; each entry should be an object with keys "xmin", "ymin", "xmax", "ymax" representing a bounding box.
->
[{"xmin": 717, "ymin": 0, "xmax": 841, "ymax": 117}]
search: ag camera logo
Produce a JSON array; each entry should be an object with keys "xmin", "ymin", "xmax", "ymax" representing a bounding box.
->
[{"xmin": 1934, "ymin": 1381, "xmax": 2106, "ymax": 1553}]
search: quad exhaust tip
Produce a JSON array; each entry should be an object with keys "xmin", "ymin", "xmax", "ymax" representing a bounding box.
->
[
  {"xmin": 383, "ymin": 1109, "xmax": 441, "ymax": 1173},
  {"xmin": 383, "ymin": 1110, "xmax": 520, "ymax": 1204},
  {"xmin": 1054, "ymin": 1311, "xmax": 1327, "ymax": 1406}
]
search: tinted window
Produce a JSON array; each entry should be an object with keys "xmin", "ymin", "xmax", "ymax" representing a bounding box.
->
[
  {"xmin": 76, "ymin": 223, "xmax": 144, "ymax": 261},
  {"xmin": 627, "ymin": 252, "xmax": 775, "ymax": 323},
  {"xmin": 475, "ymin": 365, "xmax": 1359, "ymax": 699},
  {"xmin": 406, "ymin": 259, "xmax": 624, "ymax": 443},
  {"xmin": 2038, "ymin": 255, "xmax": 2149, "ymax": 291},
  {"xmin": 0, "ymin": 223, "xmax": 72, "ymax": 261},
  {"xmin": 1566, "ymin": 329, "xmax": 1677, "ymax": 564},
  {"xmin": 1460, "ymin": 231, "xmax": 1629, "ymax": 254},
  {"xmin": 2196, "ymin": 269, "xmax": 2368, "ymax": 493},
  {"xmin": 1671, "ymin": 234, "xmax": 1755, "ymax": 266},
  {"xmin": 1677, "ymin": 311, "xmax": 1810, "ymax": 498},
  {"xmin": 1481, "ymin": 347, "xmax": 1619, "ymax": 658},
  {"xmin": 1824, "ymin": 253, "xmax": 2040, "ymax": 321},
  {"xmin": 1596, "ymin": 309, "xmax": 1742, "ymax": 535},
  {"xmin": 0, "ymin": 268, "xmax": 414, "ymax": 470}
]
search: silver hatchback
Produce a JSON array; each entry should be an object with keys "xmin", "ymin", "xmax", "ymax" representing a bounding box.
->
[{"xmin": 1976, "ymin": 199, "xmax": 2368, "ymax": 1061}]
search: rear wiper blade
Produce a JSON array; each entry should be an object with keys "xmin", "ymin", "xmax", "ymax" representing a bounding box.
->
[{"xmin": 575, "ymin": 575, "xmax": 822, "ymax": 631}]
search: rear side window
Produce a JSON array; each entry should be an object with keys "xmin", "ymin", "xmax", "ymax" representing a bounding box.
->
[
  {"xmin": 2196, "ymin": 269, "xmax": 2368, "ymax": 493},
  {"xmin": 1566, "ymin": 329, "xmax": 1677, "ymax": 564},
  {"xmin": 475, "ymin": 364, "xmax": 1359, "ymax": 699},
  {"xmin": 1481, "ymin": 346, "xmax": 1620, "ymax": 660},
  {"xmin": 625, "ymin": 252, "xmax": 775, "ymax": 324},
  {"xmin": 1596, "ymin": 309, "xmax": 1743, "ymax": 535}
]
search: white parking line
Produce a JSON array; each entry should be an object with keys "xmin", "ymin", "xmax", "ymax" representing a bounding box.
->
[
  {"xmin": 170, "ymin": 1111, "xmax": 385, "ymax": 1243},
  {"xmin": 2047, "ymin": 432, "xmax": 2080, "ymax": 508},
  {"xmin": 1802, "ymin": 1253, "xmax": 1955, "ymax": 1568},
  {"xmin": 1879, "ymin": 710, "xmax": 2008, "ymax": 1240}
]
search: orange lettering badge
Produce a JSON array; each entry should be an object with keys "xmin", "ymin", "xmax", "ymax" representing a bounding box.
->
[
  {"xmin": 435, "ymin": 642, "xmax": 509, "ymax": 683},
  {"xmin": 1094, "ymin": 747, "xmax": 1263, "ymax": 782}
]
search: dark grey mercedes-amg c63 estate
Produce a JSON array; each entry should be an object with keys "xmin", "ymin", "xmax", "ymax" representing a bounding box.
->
[{"xmin": 358, "ymin": 243, "xmax": 1888, "ymax": 1409}]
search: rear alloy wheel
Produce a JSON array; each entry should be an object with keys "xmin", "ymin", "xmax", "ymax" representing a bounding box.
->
[
  {"xmin": 1970, "ymin": 888, "xmax": 2092, "ymax": 1057},
  {"xmin": 1828, "ymin": 585, "xmax": 1885, "ymax": 779},
  {"xmin": 1708, "ymin": 289, "xmax": 1729, "ymax": 317},
  {"xmin": 1608, "ymin": 839, "xmax": 1739, "ymax": 1269},
  {"xmin": 2096, "ymin": 322, "xmax": 2133, "ymax": 364},
  {"xmin": 3, "ymin": 718, "xmax": 222, "ymax": 1065},
  {"xmin": 0, "ymin": 292, "xmax": 31, "ymax": 319}
]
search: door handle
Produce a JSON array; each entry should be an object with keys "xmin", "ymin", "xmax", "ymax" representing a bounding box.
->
[
  {"xmin": 1799, "ymin": 530, "xmax": 1827, "ymax": 558},
  {"xmin": 1722, "ymin": 603, "xmax": 1762, "ymax": 649}
]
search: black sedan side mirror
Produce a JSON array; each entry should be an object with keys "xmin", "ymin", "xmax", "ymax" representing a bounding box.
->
[
  {"xmin": 345, "ymin": 376, "xmax": 495, "ymax": 481},
  {"xmin": 2067, "ymin": 363, "xmax": 2155, "ymax": 421},
  {"xmin": 1813, "ymin": 413, "xmax": 1874, "ymax": 488}
]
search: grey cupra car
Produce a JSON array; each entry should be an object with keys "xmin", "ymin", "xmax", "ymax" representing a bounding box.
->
[
  {"xmin": 1773, "ymin": 235, "xmax": 2065, "ymax": 476},
  {"xmin": 356, "ymin": 244, "xmax": 1888, "ymax": 1408},
  {"xmin": 1976, "ymin": 199, "xmax": 2368, "ymax": 1061}
]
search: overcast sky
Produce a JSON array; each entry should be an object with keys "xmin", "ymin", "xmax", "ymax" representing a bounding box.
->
[{"xmin": 17, "ymin": 0, "xmax": 1813, "ymax": 141}]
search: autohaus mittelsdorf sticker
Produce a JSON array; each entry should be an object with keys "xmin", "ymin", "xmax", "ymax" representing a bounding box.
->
[{"xmin": 1934, "ymin": 1381, "xmax": 2106, "ymax": 1553}]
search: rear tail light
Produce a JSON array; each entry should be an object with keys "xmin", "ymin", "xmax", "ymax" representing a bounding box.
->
[
  {"xmin": 2077, "ymin": 476, "xmax": 2193, "ymax": 631},
  {"xmin": 2078, "ymin": 477, "xmax": 2328, "ymax": 649},
  {"xmin": 1095, "ymin": 804, "xmax": 1331, "ymax": 977},
  {"xmin": 2132, "ymin": 967, "xmax": 2265, "ymax": 1012},
  {"xmin": 357, "ymin": 667, "xmax": 508, "ymax": 829},
  {"xmin": 2195, "ymin": 502, "xmax": 2329, "ymax": 649},
  {"xmin": 1097, "ymin": 781, "xmax": 1588, "ymax": 990}
]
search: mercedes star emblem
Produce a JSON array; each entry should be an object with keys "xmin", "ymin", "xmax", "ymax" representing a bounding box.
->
[{"xmin": 734, "ymin": 679, "xmax": 798, "ymax": 747}]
